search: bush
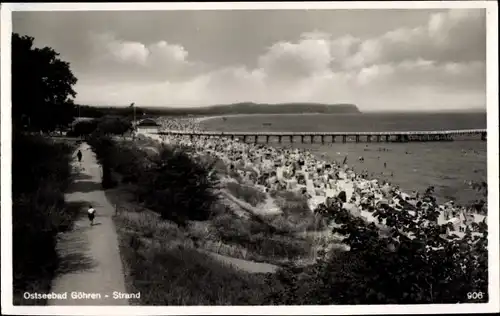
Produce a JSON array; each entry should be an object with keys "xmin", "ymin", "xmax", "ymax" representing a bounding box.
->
[
  {"xmin": 199, "ymin": 154, "xmax": 227, "ymax": 177},
  {"xmin": 95, "ymin": 115, "xmax": 133, "ymax": 136},
  {"xmin": 89, "ymin": 135, "xmax": 219, "ymax": 226},
  {"xmin": 266, "ymin": 192, "xmax": 488, "ymax": 304},
  {"xmin": 12, "ymin": 133, "xmax": 76, "ymax": 305},
  {"xmin": 71, "ymin": 116, "xmax": 132, "ymax": 138},
  {"xmin": 71, "ymin": 120, "xmax": 98, "ymax": 137},
  {"xmin": 212, "ymin": 213, "xmax": 252, "ymax": 239},
  {"xmin": 226, "ymin": 182, "xmax": 267, "ymax": 207},
  {"xmin": 87, "ymin": 134, "xmax": 119, "ymax": 188},
  {"xmin": 271, "ymin": 190, "xmax": 328, "ymax": 233},
  {"xmin": 12, "ymin": 32, "xmax": 79, "ymax": 305},
  {"xmin": 138, "ymin": 146, "xmax": 219, "ymax": 225}
]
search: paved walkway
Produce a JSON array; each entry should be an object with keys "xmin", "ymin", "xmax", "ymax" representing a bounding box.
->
[{"xmin": 49, "ymin": 143, "xmax": 129, "ymax": 305}]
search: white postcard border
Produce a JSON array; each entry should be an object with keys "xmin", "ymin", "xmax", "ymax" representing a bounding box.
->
[{"xmin": 1, "ymin": 2, "xmax": 498, "ymax": 315}]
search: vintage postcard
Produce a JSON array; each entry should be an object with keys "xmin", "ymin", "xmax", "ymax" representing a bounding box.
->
[{"xmin": 1, "ymin": 1, "xmax": 498, "ymax": 315}]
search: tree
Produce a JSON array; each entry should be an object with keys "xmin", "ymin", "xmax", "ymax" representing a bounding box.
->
[
  {"xmin": 266, "ymin": 186, "xmax": 488, "ymax": 304},
  {"xmin": 69, "ymin": 116, "xmax": 132, "ymax": 138},
  {"xmin": 137, "ymin": 146, "xmax": 219, "ymax": 226},
  {"xmin": 70, "ymin": 120, "xmax": 99, "ymax": 137},
  {"xmin": 95, "ymin": 116, "xmax": 133, "ymax": 136},
  {"xmin": 12, "ymin": 33, "xmax": 78, "ymax": 133}
]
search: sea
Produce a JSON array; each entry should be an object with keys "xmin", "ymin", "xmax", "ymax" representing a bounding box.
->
[{"xmin": 200, "ymin": 112, "xmax": 487, "ymax": 205}]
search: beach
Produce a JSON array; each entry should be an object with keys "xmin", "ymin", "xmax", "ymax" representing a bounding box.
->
[
  {"xmin": 198, "ymin": 112, "xmax": 487, "ymax": 205},
  {"xmin": 142, "ymin": 113, "xmax": 487, "ymax": 246}
]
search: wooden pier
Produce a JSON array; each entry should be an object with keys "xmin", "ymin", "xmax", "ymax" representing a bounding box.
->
[{"xmin": 157, "ymin": 129, "xmax": 487, "ymax": 144}]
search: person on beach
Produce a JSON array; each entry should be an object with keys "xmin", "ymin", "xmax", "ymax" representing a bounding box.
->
[
  {"xmin": 77, "ymin": 150, "xmax": 83, "ymax": 163},
  {"xmin": 87, "ymin": 205, "xmax": 96, "ymax": 226},
  {"xmin": 154, "ymin": 119, "xmax": 486, "ymax": 242}
]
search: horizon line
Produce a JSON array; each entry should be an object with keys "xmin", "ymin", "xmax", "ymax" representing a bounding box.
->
[{"xmin": 74, "ymin": 103, "xmax": 487, "ymax": 112}]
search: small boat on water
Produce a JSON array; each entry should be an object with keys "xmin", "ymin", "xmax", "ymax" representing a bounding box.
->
[{"xmin": 263, "ymin": 122, "xmax": 272, "ymax": 126}]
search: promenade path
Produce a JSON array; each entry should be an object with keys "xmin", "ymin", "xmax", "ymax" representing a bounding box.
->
[{"xmin": 49, "ymin": 143, "xmax": 129, "ymax": 305}]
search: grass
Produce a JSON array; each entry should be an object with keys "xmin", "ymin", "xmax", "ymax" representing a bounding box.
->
[
  {"xmin": 225, "ymin": 181, "xmax": 267, "ymax": 207},
  {"xmin": 210, "ymin": 211, "xmax": 314, "ymax": 265},
  {"xmin": 213, "ymin": 176, "xmax": 329, "ymax": 264},
  {"xmin": 270, "ymin": 190, "xmax": 329, "ymax": 232},
  {"xmin": 99, "ymin": 139, "xmax": 333, "ymax": 303},
  {"xmin": 109, "ymin": 189, "xmax": 274, "ymax": 305},
  {"xmin": 119, "ymin": 239, "xmax": 272, "ymax": 305},
  {"xmin": 12, "ymin": 135, "xmax": 78, "ymax": 305}
]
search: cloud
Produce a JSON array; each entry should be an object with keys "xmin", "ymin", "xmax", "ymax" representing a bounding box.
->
[
  {"xmin": 86, "ymin": 32, "xmax": 202, "ymax": 82},
  {"xmin": 257, "ymin": 32, "xmax": 333, "ymax": 81},
  {"xmin": 343, "ymin": 9, "xmax": 486, "ymax": 69},
  {"xmin": 74, "ymin": 9, "xmax": 486, "ymax": 111}
]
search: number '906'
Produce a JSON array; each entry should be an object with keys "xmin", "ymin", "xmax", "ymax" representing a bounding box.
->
[{"xmin": 467, "ymin": 292, "xmax": 484, "ymax": 300}]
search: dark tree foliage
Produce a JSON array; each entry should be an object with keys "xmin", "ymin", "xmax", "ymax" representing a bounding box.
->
[
  {"xmin": 69, "ymin": 120, "xmax": 99, "ymax": 137},
  {"xmin": 12, "ymin": 33, "xmax": 77, "ymax": 132},
  {"xmin": 94, "ymin": 116, "xmax": 133, "ymax": 136},
  {"xmin": 11, "ymin": 33, "xmax": 79, "ymax": 304},
  {"xmin": 137, "ymin": 146, "xmax": 219, "ymax": 225},
  {"xmin": 12, "ymin": 131, "xmax": 75, "ymax": 304},
  {"xmin": 266, "ymin": 188, "xmax": 488, "ymax": 304},
  {"xmin": 88, "ymin": 135, "xmax": 218, "ymax": 226},
  {"xmin": 88, "ymin": 135, "xmax": 115, "ymax": 188},
  {"xmin": 69, "ymin": 116, "xmax": 132, "ymax": 137},
  {"xmin": 89, "ymin": 134, "xmax": 148, "ymax": 187}
]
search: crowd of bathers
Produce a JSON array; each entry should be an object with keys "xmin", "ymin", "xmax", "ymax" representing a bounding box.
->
[
  {"xmin": 156, "ymin": 116, "xmax": 202, "ymax": 133},
  {"xmin": 138, "ymin": 117, "xmax": 487, "ymax": 243}
]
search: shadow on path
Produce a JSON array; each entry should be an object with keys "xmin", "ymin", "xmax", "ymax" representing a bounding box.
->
[
  {"xmin": 56, "ymin": 252, "xmax": 97, "ymax": 275},
  {"xmin": 54, "ymin": 227, "xmax": 97, "ymax": 276},
  {"xmin": 66, "ymin": 180, "xmax": 102, "ymax": 194}
]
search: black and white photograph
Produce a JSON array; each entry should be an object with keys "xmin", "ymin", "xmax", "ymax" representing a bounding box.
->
[{"xmin": 1, "ymin": 2, "xmax": 499, "ymax": 315}]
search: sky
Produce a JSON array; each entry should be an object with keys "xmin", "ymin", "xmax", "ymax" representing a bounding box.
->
[{"xmin": 12, "ymin": 8, "xmax": 487, "ymax": 111}]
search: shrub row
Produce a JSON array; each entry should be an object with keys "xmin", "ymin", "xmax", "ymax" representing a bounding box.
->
[
  {"xmin": 88, "ymin": 135, "xmax": 218, "ymax": 226},
  {"xmin": 266, "ymin": 194, "xmax": 489, "ymax": 304},
  {"xmin": 12, "ymin": 133, "xmax": 77, "ymax": 305}
]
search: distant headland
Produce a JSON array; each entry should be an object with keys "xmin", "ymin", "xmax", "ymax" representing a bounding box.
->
[
  {"xmin": 180, "ymin": 102, "xmax": 361, "ymax": 116},
  {"xmin": 76, "ymin": 102, "xmax": 361, "ymax": 118}
]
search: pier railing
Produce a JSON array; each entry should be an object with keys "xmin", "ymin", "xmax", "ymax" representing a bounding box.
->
[{"xmin": 157, "ymin": 129, "xmax": 487, "ymax": 143}]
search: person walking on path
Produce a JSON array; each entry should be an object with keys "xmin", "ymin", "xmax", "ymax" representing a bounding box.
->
[
  {"xmin": 87, "ymin": 204, "xmax": 96, "ymax": 226},
  {"xmin": 50, "ymin": 142, "xmax": 129, "ymax": 306},
  {"xmin": 77, "ymin": 149, "xmax": 83, "ymax": 164}
]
